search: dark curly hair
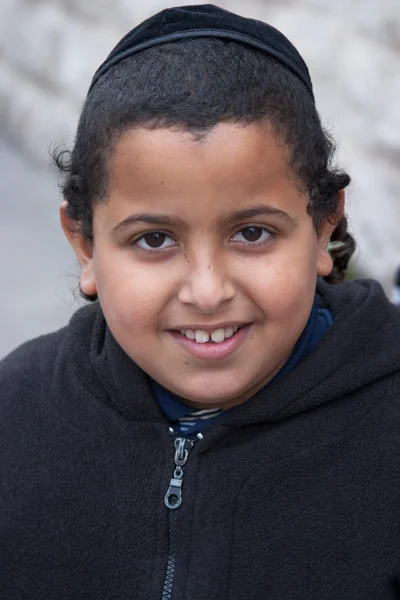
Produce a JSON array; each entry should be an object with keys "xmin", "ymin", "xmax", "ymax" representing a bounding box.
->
[{"xmin": 53, "ymin": 38, "xmax": 355, "ymax": 301}]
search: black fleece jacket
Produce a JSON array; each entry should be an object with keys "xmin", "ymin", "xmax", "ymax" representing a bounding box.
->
[{"xmin": 1, "ymin": 279, "xmax": 400, "ymax": 600}]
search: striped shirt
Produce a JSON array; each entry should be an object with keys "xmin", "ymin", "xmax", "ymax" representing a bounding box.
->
[{"xmin": 150, "ymin": 379, "xmax": 224, "ymax": 435}]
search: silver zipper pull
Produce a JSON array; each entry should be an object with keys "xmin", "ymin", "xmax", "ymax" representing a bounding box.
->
[
  {"xmin": 164, "ymin": 468, "xmax": 184, "ymax": 509},
  {"xmin": 164, "ymin": 434, "xmax": 202, "ymax": 510}
]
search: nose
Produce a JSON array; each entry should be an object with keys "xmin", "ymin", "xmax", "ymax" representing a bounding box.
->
[{"xmin": 178, "ymin": 259, "xmax": 235, "ymax": 314}]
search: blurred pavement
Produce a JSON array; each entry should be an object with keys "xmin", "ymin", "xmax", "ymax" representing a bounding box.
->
[{"xmin": 0, "ymin": 140, "xmax": 79, "ymax": 359}]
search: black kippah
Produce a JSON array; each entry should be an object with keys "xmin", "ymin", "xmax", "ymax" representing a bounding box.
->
[{"xmin": 88, "ymin": 4, "xmax": 314, "ymax": 100}]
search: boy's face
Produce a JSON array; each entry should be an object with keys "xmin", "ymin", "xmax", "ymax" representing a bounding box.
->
[{"xmin": 63, "ymin": 123, "xmax": 339, "ymax": 409}]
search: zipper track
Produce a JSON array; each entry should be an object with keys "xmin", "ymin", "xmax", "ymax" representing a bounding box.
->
[
  {"xmin": 161, "ymin": 433, "xmax": 202, "ymax": 600},
  {"xmin": 161, "ymin": 510, "xmax": 178, "ymax": 600}
]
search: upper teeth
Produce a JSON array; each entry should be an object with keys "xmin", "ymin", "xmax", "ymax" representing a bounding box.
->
[{"xmin": 180, "ymin": 326, "xmax": 240, "ymax": 344}]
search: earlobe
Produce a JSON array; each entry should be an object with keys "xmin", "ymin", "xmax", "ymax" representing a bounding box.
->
[
  {"xmin": 316, "ymin": 190, "xmax": 345, "ymax": 277},
  {"xmin": 59, "ymin": 202, "xmax": 97, "ymax": 297},
  {"xmin": 317, "ymin": 245, "xmax": 334, "ymax": 277},
  {"xmin": 79, "ymin": 261, "xmax": 97, "ymax": 298},
  {"xmin": 316, "ymin": 224, "xmax": 335, "ymax": 277}
]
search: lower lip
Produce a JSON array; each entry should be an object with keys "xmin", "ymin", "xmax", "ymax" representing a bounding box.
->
[{"xmin": 168, "ymin": 325, "xmax": 251, "ymax": 360}]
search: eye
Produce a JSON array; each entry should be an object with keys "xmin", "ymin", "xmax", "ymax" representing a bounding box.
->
[
  {"xmin": 135, "ymin": 232, "xmax": 177, "ymax": 252},
  {"xmin": 231, "ymin": 226, "xmax": 272, "ymax": 245}
]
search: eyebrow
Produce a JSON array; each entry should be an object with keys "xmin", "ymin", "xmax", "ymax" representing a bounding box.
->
[
  {"xmin": 112, "ymin": 213, "xmax": 188, "ymax": 234},
  {"xmin": 112, "ymin": 204, "xmax": 295, "ymax": 234},
  {"xmin": 221, "ymin": 205, "xmax": 296, "ymax": 224}
]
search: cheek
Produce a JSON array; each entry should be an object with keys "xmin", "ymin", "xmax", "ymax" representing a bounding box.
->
[
  {"xmin": 245, "ymin": 245, "xmax": 318, "ymax": 319},
  {"xmin": 93, "ymin": 251, "xmax": 176, "ymax": 330}
]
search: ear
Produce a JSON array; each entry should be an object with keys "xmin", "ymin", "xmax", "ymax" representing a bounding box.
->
[
  {"xmin": 316, "ymin": 190, "xmax": 345, "ymax": 277},
  {"xmin": 59, "ymin": 201, "xmax": 97, "ymax": 297}
]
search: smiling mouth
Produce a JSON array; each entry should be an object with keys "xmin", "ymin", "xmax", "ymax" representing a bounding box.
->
[
  {"xmin": 177, "ymin": 325, "xmax": 242, "ymax": 344},
  {"xmin": 168, "ymin": 324, "xmax": 251, "ymax": 360}
]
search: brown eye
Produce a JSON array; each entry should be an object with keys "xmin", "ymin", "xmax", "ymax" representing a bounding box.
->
[
  {"xmin": 231, "ymin": 226, "xmax": 272, "ymax": 246},
  {"xmin": 136, "ymin": 231, "xmax": 176, "ymax": 252},
  {"xmin": 241, "ymin": 226, "xmax": 263, "ymax": 242},
  {"xmin": 143, "ymin": 232, "xmax": 166, "ymax": 248}
]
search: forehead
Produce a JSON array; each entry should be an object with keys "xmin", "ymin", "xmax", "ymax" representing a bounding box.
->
[{"xmin": 103, "ymin": 123, "xmax": 307, "ymax": 222}]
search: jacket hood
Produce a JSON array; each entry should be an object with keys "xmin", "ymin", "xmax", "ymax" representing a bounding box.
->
[
  {"xmin": 68, "ymin": 278, "xmax": 400, "ymax": 428},
  {"xmin": 224, "ymin": 278, "xmax": 400, "ymax": 426}
]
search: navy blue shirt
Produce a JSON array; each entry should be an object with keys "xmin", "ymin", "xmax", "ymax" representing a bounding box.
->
[{"xmin": 152, "ymin": 297, "xmax": 333, "ymax": 435}]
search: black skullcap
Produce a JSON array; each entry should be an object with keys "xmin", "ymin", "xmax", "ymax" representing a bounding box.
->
[{"xmin": 88, "ymin": 4, "xmax": 314, "ymax": 100}]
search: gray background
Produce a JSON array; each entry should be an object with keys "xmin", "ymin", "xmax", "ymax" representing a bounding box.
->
[{"xmin": 0, "ymin": 140, "xmax": 77, "ymax": 357}]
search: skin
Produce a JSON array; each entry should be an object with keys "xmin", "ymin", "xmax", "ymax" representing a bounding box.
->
[{"xmin": 61, "ymin": 123, "xmax": 343, "ymax": 409}]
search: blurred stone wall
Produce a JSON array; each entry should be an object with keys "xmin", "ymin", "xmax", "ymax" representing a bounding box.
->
[{"xmin": 1, "ymin": 0, "xmax": 400, "ymax": 288}]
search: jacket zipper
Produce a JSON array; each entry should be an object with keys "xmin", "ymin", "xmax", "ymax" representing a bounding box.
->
[{"xmin": 161, "ymin": 429, "xmax": 203, "ymax": 600}]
